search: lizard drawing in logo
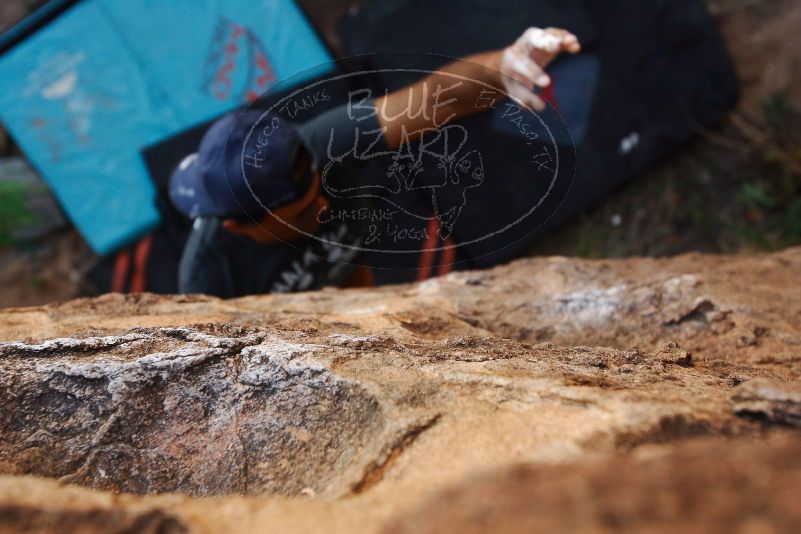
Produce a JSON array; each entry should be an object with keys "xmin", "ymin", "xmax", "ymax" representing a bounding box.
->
[
  {"xmin": 202, "ymin": 16, "xmax": 276, "ymax": 103},
  {"xmin": 322, "ymin": 123, "xmax": 485, "ymax": 241}
]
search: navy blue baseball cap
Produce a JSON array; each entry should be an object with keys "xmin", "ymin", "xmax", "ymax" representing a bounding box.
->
[{"xmin": 169, "ymin": 109, "xmax": 309, "ymax": 219}]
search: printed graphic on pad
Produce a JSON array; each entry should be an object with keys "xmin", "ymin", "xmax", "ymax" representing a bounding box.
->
[
  {"xmin": 23, "ymin": 51, "xmax": 117, "ymax": 160},
  {"xmin": 202, "ymin": 16, "xmax": 277, "ymax": 103}
]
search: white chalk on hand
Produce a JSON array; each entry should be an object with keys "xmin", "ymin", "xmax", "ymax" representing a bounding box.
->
[
  {"xmin": 524, "ymin": 28, "xmax": 562, "ymax": 53},
  {"xmin": 500, "ymin": 27, "xmax": 565, "ymax": 111}
]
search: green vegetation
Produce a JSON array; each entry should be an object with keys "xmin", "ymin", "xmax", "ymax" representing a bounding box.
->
[{"xmin": 0, "ymin": 181, "xmax": 37, "ymax": 247}]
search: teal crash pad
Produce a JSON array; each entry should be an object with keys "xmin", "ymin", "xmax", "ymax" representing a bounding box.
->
[{"xmin": 0, "ymin": 0, "xmax": 332, "ymax": 253}]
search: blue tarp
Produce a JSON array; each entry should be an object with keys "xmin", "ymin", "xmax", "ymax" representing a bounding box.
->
[{"xmin": 0, "ymin": 0, "xmax": 332, "ymax": 253}]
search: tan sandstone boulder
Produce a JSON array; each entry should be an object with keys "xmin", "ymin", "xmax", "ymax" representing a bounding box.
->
[{"xmin": 1, "ymin": 248, "xmax": 800, "ymax": 533}]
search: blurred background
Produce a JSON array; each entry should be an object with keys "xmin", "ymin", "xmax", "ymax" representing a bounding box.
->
[{"xmin": 0, "ymin": 0, "xmax": 799, "ymax": 308}]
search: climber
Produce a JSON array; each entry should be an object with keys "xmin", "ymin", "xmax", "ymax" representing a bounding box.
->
[{"xmin": 168, "ymin": 27, "xmax": 581, "ymax": 297}]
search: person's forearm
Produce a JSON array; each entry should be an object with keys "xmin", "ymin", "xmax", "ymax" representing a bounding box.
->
[
  {"xmin": 375, "ymin": 50, "xmax": 505, "ymax": 149},
  {"xmin": 374, "ymin": 27, "xmax": 580, "ymax": 149}
]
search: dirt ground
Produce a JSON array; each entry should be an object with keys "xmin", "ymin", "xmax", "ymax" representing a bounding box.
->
[{"xmin": 1, "ymin": 0, "xmax": 800, "ymax": 307}]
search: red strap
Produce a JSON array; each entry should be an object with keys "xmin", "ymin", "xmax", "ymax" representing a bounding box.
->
[
  {"xmin": 542, "ymin": 75, "xmax": 558, "ymax": 110},
  {"xmin": 437, "ymin": 238, "xmax": 456, "ymax": 276},
  {"xmin": 111, "ymin": 250, "xmax": 131, "ymax": 293},
  {"xmin": 345, "ymin": 265, "xmax": 374, "ymax": 288},
  {"xmin": 130, "ymin": 236, "xmax": 153, "ymax": 293}
]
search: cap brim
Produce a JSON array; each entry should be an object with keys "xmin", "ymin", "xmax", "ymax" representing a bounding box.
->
[{"xmin": 168, "ymin": 154, "xmax": 226, "ymax": 218}]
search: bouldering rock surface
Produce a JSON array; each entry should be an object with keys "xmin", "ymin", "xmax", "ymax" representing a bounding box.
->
[
  {"xmin": 384, "ymin": 433, "xmax": 801, "ymax": 534},
  {"xmin": 733, "ymin": 378, "xmax": 801, "ymax": 428},
  {"xmin": 1, "ymin": 248, "xmax": 800, "ymax": 533}
]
